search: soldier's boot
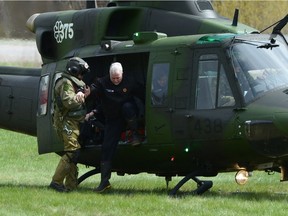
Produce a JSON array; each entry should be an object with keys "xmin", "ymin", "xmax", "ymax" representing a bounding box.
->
[
  {"xmin": 127, "ymin": 118, "xmax": 141, "ymax": 147},
  {"xmin": 50, "ymin": 154, "xmax": 71, "ymax": 192},
  {"xmin": 64, "ymin": 163, "xmax": 79, "ymax": 191},
  {"xmin": 94, "ymin": 161, "xmax": 112, "ymax": 193}
]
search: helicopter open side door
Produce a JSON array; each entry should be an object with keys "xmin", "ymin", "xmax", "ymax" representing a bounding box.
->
[{"xmin": 37, "ymin": 63, "xmax": 63, "ymax": 154}]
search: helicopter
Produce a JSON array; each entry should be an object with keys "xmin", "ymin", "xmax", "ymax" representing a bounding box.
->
[{"xmin": 0, "ymin": 0, "xmax": 288, "ymax": 196}]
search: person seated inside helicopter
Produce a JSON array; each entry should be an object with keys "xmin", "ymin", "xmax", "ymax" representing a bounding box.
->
[
  {"xmin": 151, "ymin": 70, "xmax": 168, "ymax": 105},
  {"xmin": 248, "ymin": 69, "xmax": 276, "ymax": 95},
  {"xmin": 211, "ymin": 75, "xmax": 235, "ymax": 107}
]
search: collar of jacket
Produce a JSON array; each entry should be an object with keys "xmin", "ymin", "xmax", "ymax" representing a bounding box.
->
[{"xmin": 61, "ymin": 73, "xmax": 86, "ymax": 88}]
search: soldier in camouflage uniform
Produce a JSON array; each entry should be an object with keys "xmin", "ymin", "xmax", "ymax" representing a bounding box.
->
[{"xmin": 50, "ymin": 57, "xmax": 90, "ymax": 192}]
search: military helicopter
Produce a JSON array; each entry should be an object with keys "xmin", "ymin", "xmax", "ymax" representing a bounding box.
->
[{"xmin": 1, "ymin": 0, "xmax": 288, "ymax": 196}]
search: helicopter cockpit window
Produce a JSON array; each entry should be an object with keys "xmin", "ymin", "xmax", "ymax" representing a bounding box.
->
[
  {"xmin": 151, "ymin": 63, "xmax": 169, "ymax": 106},
  {"xmin": 231, "ymin": 40, "xmax": 288, "ymax": 103},
  {"xmin": 196, "ymin": 54, "xmax": 235, "ymax": 110}
]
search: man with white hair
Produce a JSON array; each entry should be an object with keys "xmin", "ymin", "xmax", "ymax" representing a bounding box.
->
[{"xmin": 89, "ymin": 62, "xmax": 142, "ymax": 192}]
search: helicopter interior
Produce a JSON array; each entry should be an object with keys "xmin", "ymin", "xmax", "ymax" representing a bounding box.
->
[{"xmin": 74, "ymin": 52, "xmax": 150, "ymax": 146}]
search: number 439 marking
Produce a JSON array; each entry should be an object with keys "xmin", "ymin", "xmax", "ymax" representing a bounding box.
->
[{"xmin": 194, "ymin": 119, "xmax": 223, "ymax": 134}]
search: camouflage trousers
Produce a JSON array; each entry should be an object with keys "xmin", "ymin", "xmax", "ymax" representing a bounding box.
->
[
  {"xmin": 57, "ymin": 119, "xmax": 81, "ymax": 152},
  {"xmin": 52, "ymin": 119, "xmax": 81, "ymax": 190},
  {"xmin": 52, "ymin": 153, "xmax": 79, "ymax": 191}
]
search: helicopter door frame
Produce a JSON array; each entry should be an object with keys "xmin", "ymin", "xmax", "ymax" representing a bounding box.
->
[
  {"xmin": 146, "ymin": 51, "xmax": 174, "ymax": 145},
  {"xmin": 37, "ymin": 63, "xmax": 63, "ymax": 154},
  {"xmin": 170, "ymin": 47, "xmax": 193, "ymax": 142},
  {"xmin": 188, "ymin": 47, "xmax": 237, "ymax": 148}
]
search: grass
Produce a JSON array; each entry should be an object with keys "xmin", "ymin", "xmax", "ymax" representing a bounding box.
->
[{"xmin": 1, "ymin": 129, "xmax": 288, "ymax": 216}]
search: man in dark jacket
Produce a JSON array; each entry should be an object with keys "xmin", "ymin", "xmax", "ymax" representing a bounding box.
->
[{"xmin": 90, "ymin": 62, "xmax": 141, "ymax": 193}]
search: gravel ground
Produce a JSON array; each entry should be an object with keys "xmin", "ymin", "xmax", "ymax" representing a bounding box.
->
[{"xmin": 0, "ymin": 39, "xmax": 42, "ymax": 67}]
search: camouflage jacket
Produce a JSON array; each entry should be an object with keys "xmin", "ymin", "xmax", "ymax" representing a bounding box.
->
[{"xmin": 54, "ymin": 73, "xmax": 86, "ymax": 122}]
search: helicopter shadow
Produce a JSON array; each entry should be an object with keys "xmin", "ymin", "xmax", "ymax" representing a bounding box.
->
[
  {"xmin": 0, "ymin": 182, "xmax": 53, "ymax": 191},
  {"xmin": 1, "ymin": 182, "xmax": 288, "ymax": 202},
  {"xmin": 77, "ymin": 185, "xmax": 288, "ymax": 202}
]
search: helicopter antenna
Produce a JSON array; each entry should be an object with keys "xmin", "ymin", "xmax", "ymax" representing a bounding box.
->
[
  {"xmin": 269, "ymin": 14, "xmax": 288, "ymax": 46},
  {"xmin": 260, "ymin": 20, "xmax": 280, "ymax": 33},
  {"xmin": 260, "ymin": 14, "xmax": 288, "ymax": 33},
  {"xmin": 272, "ymin": 14, "xmax": 288, "ymax": 35},
  {"xmin": 232, "ymin": 9, "xmax": 239, "ymax": 27}
]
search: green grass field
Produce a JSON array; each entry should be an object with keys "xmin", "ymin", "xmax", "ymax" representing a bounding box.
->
[{"xmin": 1, "ymin": 128, "xmax": 288, "ymax": 216}]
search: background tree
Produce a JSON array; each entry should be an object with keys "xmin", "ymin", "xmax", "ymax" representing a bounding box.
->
[{"xmin": 213, "ymin": 0, "xmax": 288, "ymax": 34}]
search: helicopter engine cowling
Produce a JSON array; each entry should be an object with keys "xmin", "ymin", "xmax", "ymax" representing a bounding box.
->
[{"xmin": 107, "ymin": 0, "xmax": 219, "ymax": 18}]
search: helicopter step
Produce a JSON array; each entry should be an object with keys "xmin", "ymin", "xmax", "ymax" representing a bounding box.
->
[
  {"xmin": 77, "ymin": 167, "xmax": 213, "ymax": 196},
  {"xmin": 169, "ymin": 170, "xmax": 213, "ymax": 196},
  {"xmin": 78, "ymin": 167, "xmax": 101, "ymax": 185}
]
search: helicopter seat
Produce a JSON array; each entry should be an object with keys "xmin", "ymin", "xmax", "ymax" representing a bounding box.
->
[{"xmin": 78, "ymin": 117, "xmax": 104, "ymax": 148}]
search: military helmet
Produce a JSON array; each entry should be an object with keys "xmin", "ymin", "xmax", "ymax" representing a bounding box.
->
[{"xmin": 66, "ymin": 57, "xmax": 90, "ymax": 76}]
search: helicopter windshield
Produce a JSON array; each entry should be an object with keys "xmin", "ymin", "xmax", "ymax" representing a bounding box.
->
[{"xmin": 231, "ymin": 38, "xmax": 288, "ymax": 103}]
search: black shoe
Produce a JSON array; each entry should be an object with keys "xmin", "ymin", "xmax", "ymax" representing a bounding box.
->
[
  {"xmin": 49, "ymin": 181, "xmax": 67, "ymax": 192},
  {"xmin": 93, "ymin": 181, "xmax": 111, "ymax": 193}
]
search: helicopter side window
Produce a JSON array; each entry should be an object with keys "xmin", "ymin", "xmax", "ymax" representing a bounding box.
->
[
  {"xmin": 38, "ymin": 75, "xmax": 49, "ymax": 116},
  {"xmin": 196, "ymin": 54, "xmax": 235, "ymax": 110},
  {"xmin": 151, "ymin": 63, "xmax": 169, "ymax": 106}
]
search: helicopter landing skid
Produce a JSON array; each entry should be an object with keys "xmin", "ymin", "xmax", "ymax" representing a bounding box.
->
[
  {"xmin": 169, "ymin": 171, "xmax": 213, "ymax": 196},
  {"xmin": 77, "ymin": 167, "xmax": 100, "ymax": 185}
]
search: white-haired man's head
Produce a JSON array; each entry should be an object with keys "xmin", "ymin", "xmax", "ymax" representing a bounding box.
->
[{"xmin": 109, "ymin": 62, "xmax": 123, "ymax": 85}]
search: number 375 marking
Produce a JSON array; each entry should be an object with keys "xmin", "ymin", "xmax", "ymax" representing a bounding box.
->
[{"xmin": 194, "ymin": 119, "xmax": 223, "ymax": 134}]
